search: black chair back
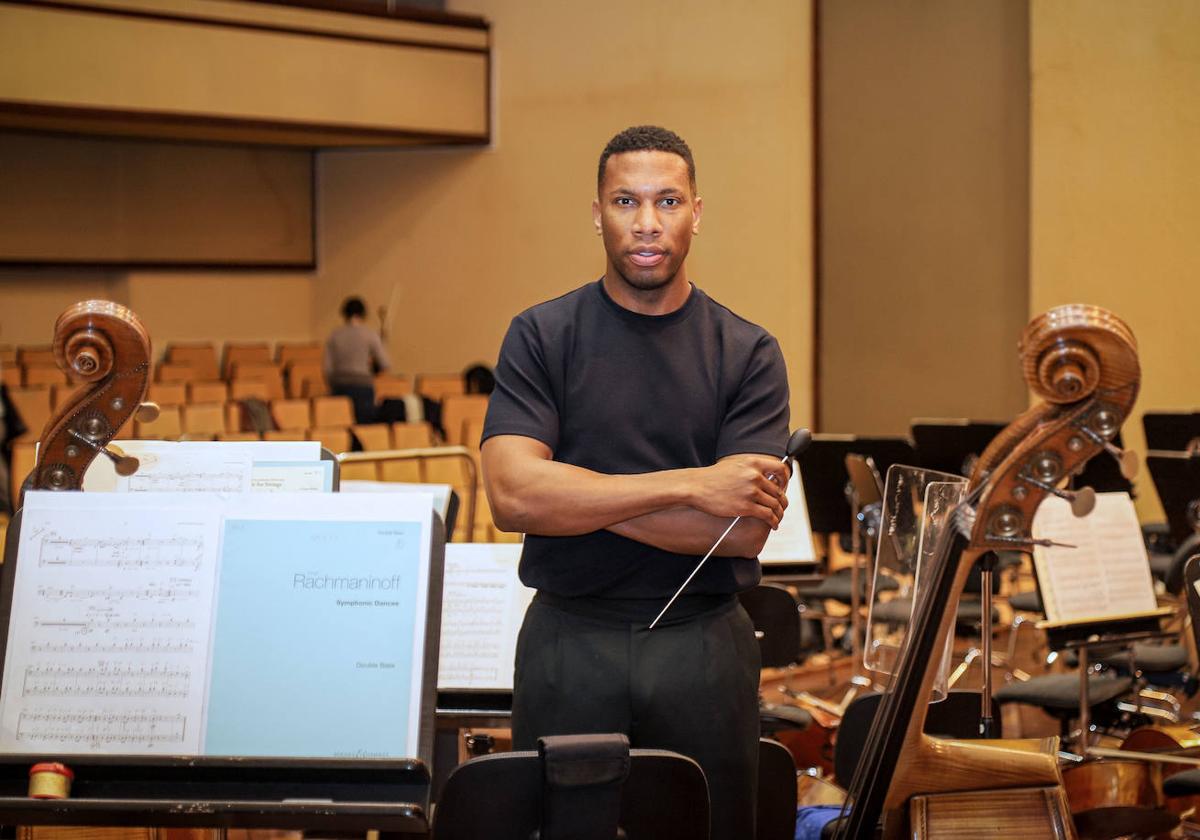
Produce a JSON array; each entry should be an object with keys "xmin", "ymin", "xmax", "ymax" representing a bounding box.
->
[
  {"xmin": 432, "ymin": 747, "xmax": 709, "ymax": 840},
  {"xmin": 739, "ymin": 583, "xmax": 803, "ymax": 668},
  {"xmin": 757, "ymin": 738, "xmax": 798, "ymax": 840},
  {"xmin": 1184, "ymin": 554, "xmax": 1200, "ymax": 657}
]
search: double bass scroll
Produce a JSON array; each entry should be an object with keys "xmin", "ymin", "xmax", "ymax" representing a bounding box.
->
[{"xmin": 25, "ymin": 301, "xmax": 153, "ymax": 497}]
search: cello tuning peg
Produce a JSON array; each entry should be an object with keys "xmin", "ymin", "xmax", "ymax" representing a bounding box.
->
[
  {"xmin": 135, "ymin": 401, "xmax": 160, "ymax": 423},
  {"xmin": 104, "ymin": 444, "xmax": 140, "ymax": 477},
  {"xmin": 1111, "ymin": 445, "xmax": 1139, "ymax": 480},
  {"xmin": 1053, "ymin": 485, "xmax": 1096, "ymax": 518}
]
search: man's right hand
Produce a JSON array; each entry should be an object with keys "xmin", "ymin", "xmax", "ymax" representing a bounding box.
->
[{"xmin": 686, "ymin": 454, "xmax": 789, "ymax": 528}]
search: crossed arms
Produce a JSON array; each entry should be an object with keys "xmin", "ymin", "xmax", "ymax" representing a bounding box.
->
[{"xmin": 480, "ymin": 434, "xmax": 790, "ymax": 558}]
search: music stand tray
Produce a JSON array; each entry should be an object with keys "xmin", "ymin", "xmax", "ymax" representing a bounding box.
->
[{"xmin": 910, "ymin": 419, "xmax": 1005, "ymax": 478}]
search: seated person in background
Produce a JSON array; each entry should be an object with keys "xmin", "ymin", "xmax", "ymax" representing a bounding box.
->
[
  {"xmin": 463, "ymin": 362, "xmax": 495, "ymax": 395},
  {"xmin": 324, "ymin": 296, "xmax": 390, "ymax": 424}
]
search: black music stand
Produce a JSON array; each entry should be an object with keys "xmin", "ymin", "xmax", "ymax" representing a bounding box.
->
[
  {"xmin": 795, "ymin": 435, "xmax": 916, "ymax": 537},
  {"xmin": 1146, "ymin": 450, "xmax": 1200, "ymax": 548},
  {"xmin": 1144, "ymin": 411, "xmax": 1200, "ymax": 452},
  {"xmin": 0, "ymin": 507, "xmax": 447, "ymax": 837},
  {"xmin": 910, "ymin": 419, "xmax": 1004, "ymax": 478}
]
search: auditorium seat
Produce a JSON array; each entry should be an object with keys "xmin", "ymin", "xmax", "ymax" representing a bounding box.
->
[
  {"xmin": 416, "ymin": 372, "xmax": 465, "ymax": 399},
  {"xmin": 441, "ymin": 394, "xmax": 489, "ymax": 445},
  {"xmin": 188, "ymin": 381, "xmax": 228, "ymax": 404},
  {"xmin": 217, "ymin": 431, "xmax": 261, "ymax": 442},
  {"xmin": 155, "ymin": 362, "xmax": 200, "ymax": 384},
  {"xmin": 232, "ymin": 363, "xmax": 285, "ymax": 400},
  {"xmin": 22, "ymin": 365, "xmax": 68, "ymax": 387},
  {"xmin": 270, "ymin": 399, "xmax": 312, "ymax": 431},
  {"xmin": 166, "ymin": 342, "xmax": 220, "ymax": 380},
  {"xmin": 223, "ymin": 343, "xmax": 272, "ymax": 379},
  {"xmin": 0, "ymin": 366, "xmax": 20, "ymax": 388},
  {"xmin": 8, "ymin": 387, "xmax": 52, "ymax": 441},
  {"xmin": 286, "ymin": 361, "xmax": 325, "ymax": 399},
  {"xmin": 50, "ymin": 383, "xmax": 82, "ymax": 410},
  {"xmin": 147, "ymin": 382, "xmax": 188, "ymax": 407},
  {"xmin": 181, "ymin": 403, "xmax": 227, "ymax": 440},
  {"xmin": 392, "ymin": 421, "xmax": 436, "ymax": 448},
  {"xmin": 135, "ymin": 405, "xmax": 183, "ymax": 439},
  {"xmin": 0, "ymin": 345, "xmax": 16, "ymax": 367},
  {"xmin": 351, "ymin": 423, "xmax": 392, "ymax": 450},
  {"xmin": 229, "ymin": 379, "xmax": 271, "ymax": 402},
  {"xmin": 276, "ymin": 342, "xmax": 322, "ymax": 366},
  {"xmin": 312, "ymin": 395, "xmax": 354, "ymax": 427},
  {"xmin": 463, "ymin": 417, "xmax": 485, "ymax": 450},
  {"xmin": 16, "ymin": 346, "xmax": 55, "ymax": 367},
  {"xmin": 263, "ymin": 429, "xmax": 306, "ymax": 441},
  {"xmin": 375, "ymin": 373, "xmax": 413, "ymax": 400},
  {"xmin": 308, "ymin": 426, "xmax": 351, "ymax": 454},
  {"xmin": 10, "ymin": 441, "xmax": 37, "ymax": 503}
]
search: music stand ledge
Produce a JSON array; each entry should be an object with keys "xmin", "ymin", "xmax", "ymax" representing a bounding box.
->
[{"xmin": 0, "ymin": 755, "xmax": 430, "ymax": 836}]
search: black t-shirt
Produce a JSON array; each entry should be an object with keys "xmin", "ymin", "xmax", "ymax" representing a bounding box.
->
[{"xmin": 482, "ymin": 279, "xmax": 790, "ymax": 605}]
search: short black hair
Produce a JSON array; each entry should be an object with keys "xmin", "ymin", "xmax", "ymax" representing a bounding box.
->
[
  {"xmin": 341, "ymin": 296, "xmax": 366, "ymax": 319},
  {"xmin": 598, "ymin": 125, "xmax": 696, "ymax": 191}
]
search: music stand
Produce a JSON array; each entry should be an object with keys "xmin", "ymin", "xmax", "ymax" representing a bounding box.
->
[
  {"xmin": 795, "ymin": 435, "xmax": 916, "ymax": 537},
  {"xmin": 910, "ymin": 419, "xmax": 1005, "ymax": 478},
  {"xmin": 0, "ymin": 502, "xmax": 447, "ymax": 836},
  {"xmin": 1144, "ymin": 411, "xmax": 1200, "ymax": 452},
  {"xmin": 1146, "ymin": 450, "xmax": 1200, "ymax": 547}
]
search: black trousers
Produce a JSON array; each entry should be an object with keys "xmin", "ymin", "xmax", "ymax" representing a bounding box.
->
[
  {"xmin": 330, "ymin": 383, "xmax": 376, "ymax": 425},
  {"xmin": 512, "ymin": 596, "xmax": 761, "ymax": 840}
]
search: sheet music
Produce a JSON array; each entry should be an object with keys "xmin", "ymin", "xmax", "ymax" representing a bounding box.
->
[
  {"xmin": 760, "ymin": 467, "xmax": 817, "ymax": 564},
  {"xmin": 0, "ymin": 491, "xmax": 434, "ymax": 759},
  {"xmin": 0, "ymin": 497, "xmax": 221, "ymax": 753},
  {"xmin": 1032, "ymin": 492, "xmax": 1158, "ymax": 623},
  {"xmin": 340, "ymin": 481, "xmax": 453, "ymax": 520},
  {"xmin": 438, "ymin": 543, "xmax": 532, "ymax": 691},
  {"xmin": 84, "ymin": 441, "xmax": 321, "ymax": 493},
  {"xmin": 250, "ymin": 461, "xmax": 333, "ymax": 492}
]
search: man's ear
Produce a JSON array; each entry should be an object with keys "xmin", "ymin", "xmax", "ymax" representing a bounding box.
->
[
  {"xmin": 592, "ymin": 197, "xmax": 602, "ymax": 235},
  {"xmin": 692, "ymin": 196, "xmax": 703, "ymax": 235}
]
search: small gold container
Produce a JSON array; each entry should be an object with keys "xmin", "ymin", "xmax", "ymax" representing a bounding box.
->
[{"xmin": 28, "ymin": 762, "xmax": 73, "ymax": 799}]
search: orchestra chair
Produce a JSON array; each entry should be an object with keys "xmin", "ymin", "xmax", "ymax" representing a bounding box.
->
[
  {"xmin": 216, "ymin": 431, "xmax": 260, "ymax": 442},
  {"xmin": 22, "ymin": 364, "xmax": 68, "ymax": 388},
  {"xmin": 312, "ymin": 395, "xmax": 355, "ymax": 428},
  {"xmin": 147, "ymin": 382, "xmax": 187, "ymax": 408},
  {"xmin": 222, "ymin": 342, "xmax": 271, "ymax": 379},
  {"xmin": 0, "ymin": 365, "xmax": 20, "ymax": 388},
  {"xmin": 0, "ymin": 344, "xmax": 16, "ymax": 366},
  {"xmin": 758, "ymin": 737, "xmax": 800, "ymax": 840},
  {"xmin": 432, "ymin": 733, "xmax": 709, "ymax": 840},
  {"xmin": 165, "ymin": 342, "xmax": 220, "ymax": 380},
  {"xmin": 392, "ymin": 421, "xmax": 437, "ymax": 449},
  {"xmin": 263, "ymin": 428, "xmax": 306, "ymax": 442},
  {"xmin": 188, "ymin": 381, "xmax": 228, "ymax": 404},
  {"xmin": 180, "ymin": 403, "xmax": 227, "ymax": 441}
]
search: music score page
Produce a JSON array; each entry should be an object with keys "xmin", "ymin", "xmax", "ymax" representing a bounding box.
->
[
  {"xmin": 1032, "ymin": 492, "xmax": 1158, "ymax": 623},
  {"xmin": 0, "ymin": 491, "xmax": 433, "ymax": 758}
]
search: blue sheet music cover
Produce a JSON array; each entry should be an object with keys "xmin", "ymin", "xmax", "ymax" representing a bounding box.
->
[{"xmin": 204, "ymin": 519, "xmax": 421, "ymax": 757}]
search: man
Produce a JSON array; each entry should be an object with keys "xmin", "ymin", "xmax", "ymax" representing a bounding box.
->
[
  {"xmin": 323, "ymin": 296, "xmax": 390, "ymax": 424},
  {"xmin": 480, "ymin": 125, "xmax": 790, "ymax": 839}
]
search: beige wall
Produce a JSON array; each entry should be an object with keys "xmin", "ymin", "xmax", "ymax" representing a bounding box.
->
[
  {"xmin": 1030, "ymin": 0, "xmax": 1200, "ymax": 520},
  {"xmin": 316, "ymin": 0, "xmax": 815, "ymax": 425},
  {"xmin": 818, "ymin": 0, "xmax": 1031, "ymax": 435}
]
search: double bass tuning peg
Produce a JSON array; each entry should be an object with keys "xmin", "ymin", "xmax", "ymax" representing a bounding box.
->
[
  {"xmin": 1075, "ymin": 426, "xmax": 1140, "ymax": 480},
  {"xmin": 135, "ymin": 401, "xmax": 160, "ymax": 424}
]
